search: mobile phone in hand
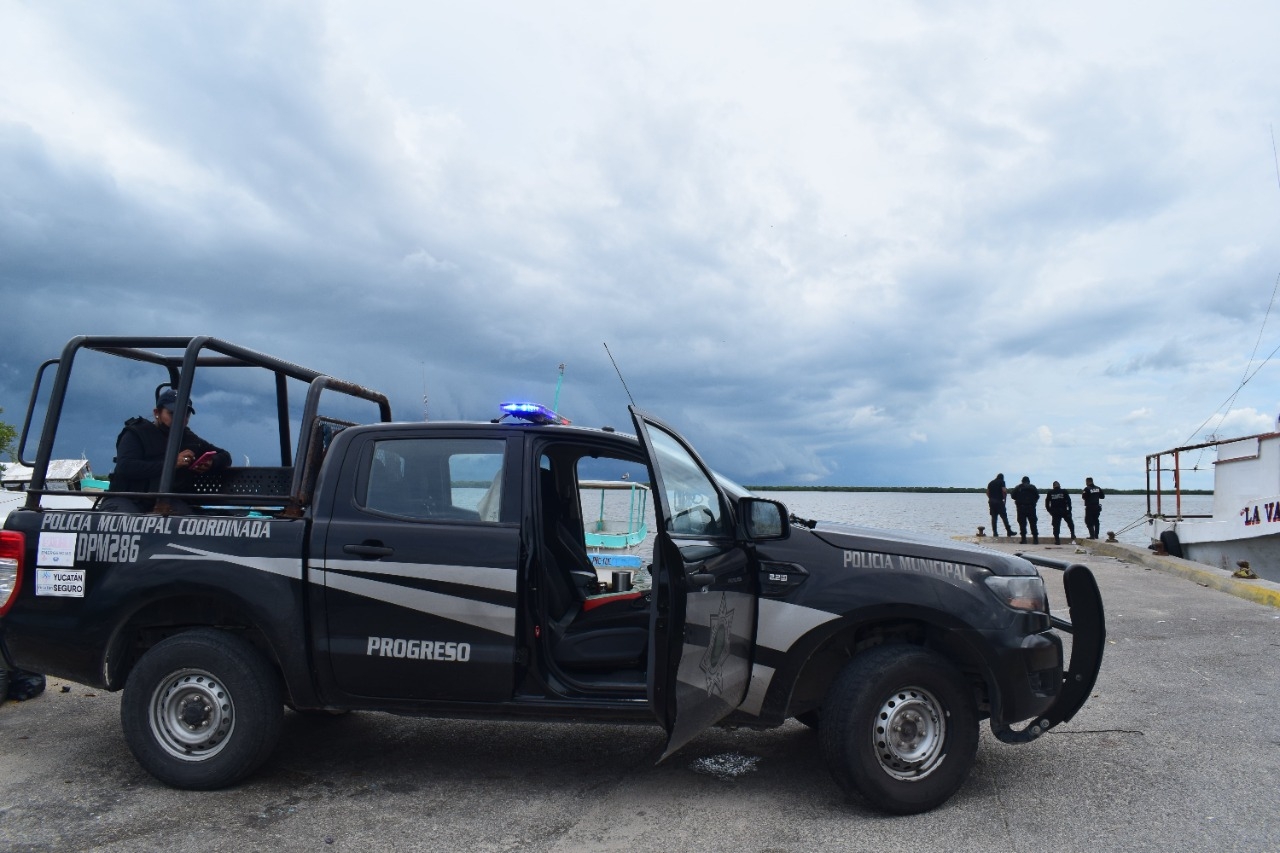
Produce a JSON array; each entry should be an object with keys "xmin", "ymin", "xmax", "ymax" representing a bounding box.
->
[{"xmin": 190, "ymin": 451, "xmax": 217, "ymax": 468}]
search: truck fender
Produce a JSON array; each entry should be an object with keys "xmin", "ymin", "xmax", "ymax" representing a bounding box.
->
[{"xmin": 747, "ymin": 603, "xmax": 1001, "ymax": 725}]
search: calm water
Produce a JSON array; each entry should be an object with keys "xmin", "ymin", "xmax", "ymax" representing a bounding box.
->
[
  {"xmin": 568, "ymin": 488, "xmax": 1211, "ymax": 551},
  {"xmin": 754, "ymin": 490, "xmax": 1212, "ymax": 548}
]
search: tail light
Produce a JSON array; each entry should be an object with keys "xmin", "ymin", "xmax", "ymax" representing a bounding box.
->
[{"xmin": 0, "ymin": 531, "xmax": 24, "ymax": 616}]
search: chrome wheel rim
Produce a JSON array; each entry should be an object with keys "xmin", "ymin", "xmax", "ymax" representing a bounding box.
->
[
  {"xmin": 872, "ymin": 686, "xmax": 947, "ymax": 780},
  {"xmin": 149, "ymin": 668, "xmax": 235, "ymax": 762}
]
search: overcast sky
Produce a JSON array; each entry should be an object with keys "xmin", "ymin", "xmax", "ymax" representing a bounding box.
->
[{"xmin": 3, "ymin": 1, "xmax": 1280, "ymax": 492}]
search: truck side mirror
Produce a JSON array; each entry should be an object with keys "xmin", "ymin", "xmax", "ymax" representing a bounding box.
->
[{"xmin": 740, "ymin": 497, "xmax": 790, "ymax": 540}]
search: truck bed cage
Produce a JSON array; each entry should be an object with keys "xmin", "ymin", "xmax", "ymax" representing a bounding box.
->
[{"xmin": 17, "ymin": 335, "xmax": 392, "ymax": 514}]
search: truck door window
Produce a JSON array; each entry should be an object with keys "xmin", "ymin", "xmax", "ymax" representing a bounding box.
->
[
  {"xmin": 647, "ymin": 428, "xmax": 726, "ymax": 537},
  {"xmin": 364, "ymin": 438, "xmax": 507, "ymax": 522}
]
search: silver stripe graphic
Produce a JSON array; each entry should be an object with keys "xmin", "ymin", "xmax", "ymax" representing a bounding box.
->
[
  {"xmin": 737, "ymin": 663, "xmax": 775, "ymax": 717},
  {"xmin": 155, "ymin": 544, "xmax": 302, "ymax": 579},
  {"xmin": 756, "ymin": 598, "xmax": 839, "ymax": 653},
  {"xmin": 320, "ymin": 570, "xmax": 516, "ymax": 636},
  {"xmin": 316, "ymin": 558, "xmax": 516, "ymax": 594}
]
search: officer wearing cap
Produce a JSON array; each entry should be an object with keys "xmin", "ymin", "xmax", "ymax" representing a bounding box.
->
[{"xmin": 101, "ymin": 388, "xmax": 231, "ymax": 513}]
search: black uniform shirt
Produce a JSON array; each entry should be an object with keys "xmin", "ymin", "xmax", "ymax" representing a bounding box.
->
[
  {"xmin": 1045, "ymin": 488, "xmax": 1073, "ymax": 516},
  {"xmin": 108, "ymin": 416, "xmax": 231, "ymax": 494}
]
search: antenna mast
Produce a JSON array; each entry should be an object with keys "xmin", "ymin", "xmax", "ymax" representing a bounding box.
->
[
  {"xmin": 427, "ymin": 361, "xmax": 437, "ymax": 422},
  {"xmin": 603, "ymin": 342, "xmax": 637, "ymax": 407},
  {"xmin": 552, "ymin": 363, "xmax": 566, "ymax": 415}
]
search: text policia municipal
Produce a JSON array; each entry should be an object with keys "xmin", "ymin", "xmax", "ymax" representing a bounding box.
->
[
  {"xmin": 41, "ymin": 512, "xmax": 272, "ymax": 539},
  {"xmin": 842, "ymin": 549, "xmax": 973, "ymax": 584}
]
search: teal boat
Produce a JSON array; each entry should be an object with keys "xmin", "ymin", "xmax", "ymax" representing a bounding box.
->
[{"xmin": 580, "ymin": 479, "xmax": 650, "ymax": 549}]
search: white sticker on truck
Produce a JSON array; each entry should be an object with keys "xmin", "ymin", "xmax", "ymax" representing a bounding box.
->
[
  {"xmin": 36, "ymin": 568, "xmax": 86, "ymax": 597},
  {"xmin": 37, "ymin": 532, "xmax": 77, "ymax": 567}
]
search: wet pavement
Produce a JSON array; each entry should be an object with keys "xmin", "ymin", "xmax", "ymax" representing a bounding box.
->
[{"xmin": 1, "ymin": 541, "xmax": 1278, "ymax": 852}]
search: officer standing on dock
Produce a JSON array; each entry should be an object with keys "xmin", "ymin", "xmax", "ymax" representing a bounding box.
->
[
  {"xmin": 986, "ymin": 473, "xmax": 1015, "ymax": 538},
  {"xmin": 1044, "ymin": 481, "xmax": 1077, "ymax": 544},
  {"xmin": 1082, "ymin": 477, "xmax": 1105, "ymax": 539},
  {"xmin": 1010, "ymin": 476, "xmax": 1040, "ymax": 544}
]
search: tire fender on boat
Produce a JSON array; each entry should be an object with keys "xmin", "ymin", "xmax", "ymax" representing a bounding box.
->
[{"xmin": 1159, "ymin": 530, "xmax": 1184, "ymax": 559}]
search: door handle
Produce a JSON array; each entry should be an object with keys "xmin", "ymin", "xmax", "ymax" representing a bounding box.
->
[
  {"xmin": 688, "ymin": 572, "xmax": 715, "ymax": 587},
  {"xmin": 343, "ymin": 543, "xmax": 394, "ymax": 558}
]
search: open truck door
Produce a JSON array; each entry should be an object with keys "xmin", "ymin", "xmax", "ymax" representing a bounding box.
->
[{"xmin": 631, "ymin": 408, "xmax": 760, "ymax": 758}]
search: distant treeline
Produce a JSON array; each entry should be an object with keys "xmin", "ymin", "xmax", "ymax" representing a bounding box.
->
[{"xmin": 747, "ymin": 485, "xmax": 1212, "ymax": 496}]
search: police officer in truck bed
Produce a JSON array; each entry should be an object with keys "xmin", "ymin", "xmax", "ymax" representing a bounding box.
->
[{"xmin": 101, "ymin": 388, "xmax": 231, "ymax": 513}]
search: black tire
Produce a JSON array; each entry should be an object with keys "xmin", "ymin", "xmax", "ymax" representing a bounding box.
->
[
  {"xmin": 121, "ymin": 628, "xmax": 283, "ymax": 789},
  {"xmin": 820, "ymin": 645, "xmax": 978, "ymax": 814},
  {"xmin": 1160, "ymin": 530, "xmax": 1183, "ymax": 559}
]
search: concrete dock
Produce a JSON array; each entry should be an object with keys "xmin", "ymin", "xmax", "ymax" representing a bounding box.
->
[{"xmin": 970, "ymin": 534, "xmax": 1280, "ymax": 610}]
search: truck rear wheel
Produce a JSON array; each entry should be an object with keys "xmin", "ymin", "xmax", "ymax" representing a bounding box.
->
[
  {"xmin": 820, "ymin": 645, "xmax": 978, "ymax": 814},
  {"xmin": 121, "ymin": 628, "xmax": 283, "ymax": 789}
]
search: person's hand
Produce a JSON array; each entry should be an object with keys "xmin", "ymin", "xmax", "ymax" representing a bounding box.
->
[
  {"xmin": 191, "ymin": 456, "xmax": 214, "ymax": 473},
  {"xmin": 177, "ymin": 450, "xmax": 195, "ymax": 469}
]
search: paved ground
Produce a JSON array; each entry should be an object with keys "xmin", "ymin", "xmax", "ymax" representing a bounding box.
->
[{"xmin": 1, "ymin": 541, "xmax": 1278, "ymax": 852}]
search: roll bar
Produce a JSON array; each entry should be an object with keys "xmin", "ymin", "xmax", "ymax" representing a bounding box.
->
[{"xmin": 18, "ymin": 335, "xmax": 391, "ymax": 510}]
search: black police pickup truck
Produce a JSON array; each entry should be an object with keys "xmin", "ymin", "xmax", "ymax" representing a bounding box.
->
[{"xmin": 0, "ymin": 336, "xmax": 1105, "ymax": 814}]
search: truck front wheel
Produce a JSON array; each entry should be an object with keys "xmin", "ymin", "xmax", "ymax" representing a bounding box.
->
[
  {"xmin": 820, "ymin": 645, "xmax": 978, "ymax": 814},
  {"xmin": 121, "ymin": 628, "xmax": 283, "ymax": 789}
]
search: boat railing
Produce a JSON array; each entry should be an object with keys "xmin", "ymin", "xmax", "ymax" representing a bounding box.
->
[
  {"xmin": 580, "ymin": 480, "xmax": 650, "ymax": 549},
  {"xmin": 1145, "ymin": 430, "xmax": 1278, "ymax": 519}
]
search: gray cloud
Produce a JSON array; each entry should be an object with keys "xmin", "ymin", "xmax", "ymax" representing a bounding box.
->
[{"xmin": 3, "ymin": 2, "xmax": 1280, "ymax": 491}]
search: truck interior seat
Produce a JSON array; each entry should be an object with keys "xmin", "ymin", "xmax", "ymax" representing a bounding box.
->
[{"xmin": 538, "ymin": 468, "xmax": 648, "ymax": 672}]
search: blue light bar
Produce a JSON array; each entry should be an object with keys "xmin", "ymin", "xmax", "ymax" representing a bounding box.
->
[{"xmin": 500, "ymin": 402, "xmax": 571, "ymax": 425}]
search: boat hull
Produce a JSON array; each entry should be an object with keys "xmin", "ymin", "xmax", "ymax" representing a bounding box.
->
[
  {"xmin": 1150, "ymin": 517, "xmax": 1280, "ymax": 583},
  {"xmin": 1180, "ymin": 536, "xmax": 1280, "ymax": 583}
]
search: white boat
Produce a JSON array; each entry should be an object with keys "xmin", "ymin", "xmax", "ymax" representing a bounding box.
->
[
  {"xmin": 1146, "ymin": 432, "xmax": 1280, "ymax": 582},
  {"xmin": 1, "ymin": 459, "xmax": 101, "ymax": 523}
]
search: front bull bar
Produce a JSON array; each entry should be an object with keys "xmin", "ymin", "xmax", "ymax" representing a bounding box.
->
[{"xmin": 991, "ymin": 554, "xmax": 1106, "ymax": 744}]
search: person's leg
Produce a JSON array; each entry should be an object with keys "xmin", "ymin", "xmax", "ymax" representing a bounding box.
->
[{"xmin": 99, "ymin": 495, "xmax": 142, "ymax": 513}]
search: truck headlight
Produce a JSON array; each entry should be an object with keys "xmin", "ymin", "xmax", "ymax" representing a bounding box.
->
[{"xmin": 984, "ymin": 575, "xmax": 1047, "ymax": 612}]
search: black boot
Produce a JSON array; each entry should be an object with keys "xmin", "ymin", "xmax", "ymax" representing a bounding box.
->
[
  {"xmin": 1054, "ymin": 535, "xmax": 1061, "ymax": 544},
  {"xmin": 1033, "ymin": 535, "xmax": 1039, "ymax": 544},
  {"xmin": 1020, "ymin": 535, "xmax": 1027, "ymax": 544}
]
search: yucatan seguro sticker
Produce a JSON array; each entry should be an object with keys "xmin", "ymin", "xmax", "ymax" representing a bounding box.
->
[
  {"xmin": 37, "ymin": 568, "xmax": 86, "ymax": 597},
  {"xmin": 37, "ymin": 532, "xmax": 77, "ymax": 567}
]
